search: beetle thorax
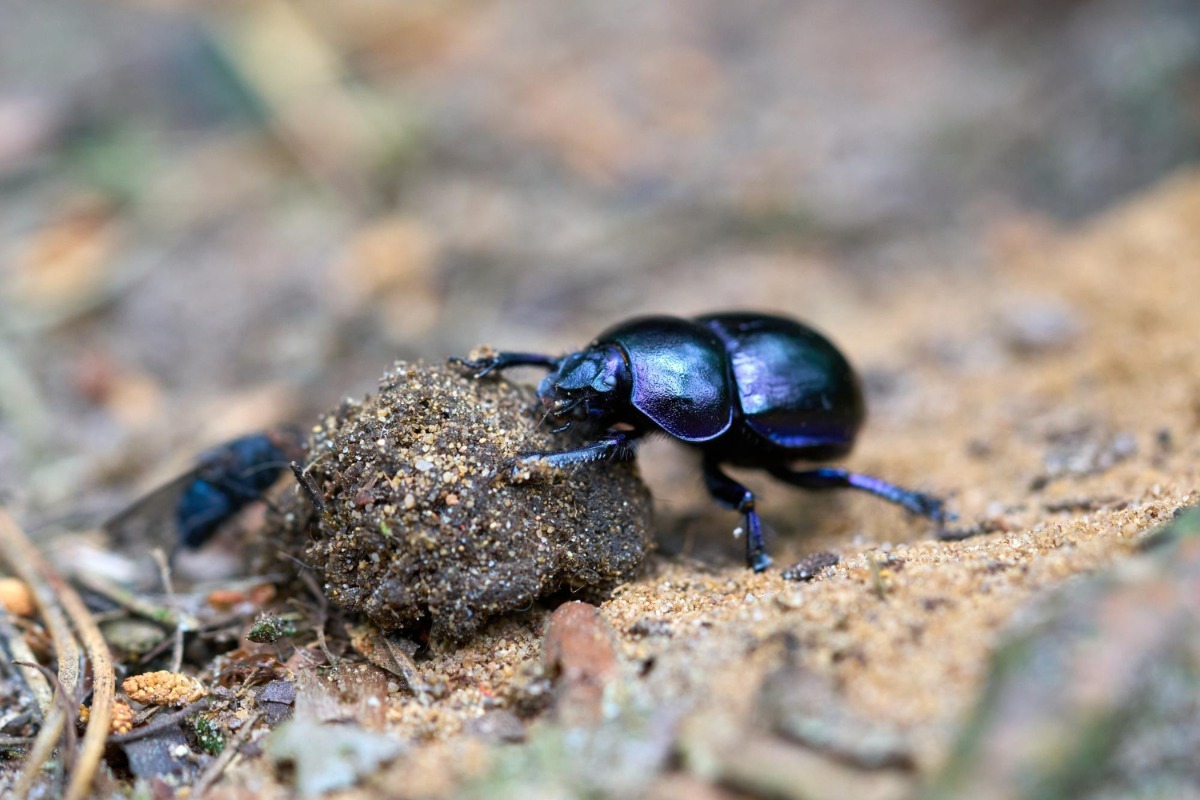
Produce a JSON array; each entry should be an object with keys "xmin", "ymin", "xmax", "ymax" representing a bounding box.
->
[{"xmin": 538, "ymin": 345, "xmax": 629, "ymax": 425}]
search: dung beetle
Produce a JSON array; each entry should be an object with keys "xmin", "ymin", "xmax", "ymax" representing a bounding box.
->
[
  {"xmin": 452, "ymin": 312, "xmax": 951, "ymax": 572},
  {"xmin": 105, "ymin": 427, "xmax": 305, "ymax": 552}
]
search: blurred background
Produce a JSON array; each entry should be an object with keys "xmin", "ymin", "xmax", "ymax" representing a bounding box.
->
[{"xmin": 1, "ymin": 0, "xmax": 1199, "ymax": 533}]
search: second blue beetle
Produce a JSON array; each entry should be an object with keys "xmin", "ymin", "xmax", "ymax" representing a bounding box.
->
[
  {"xmin": 105, "ymin": 427, "xmax": 305, "ymax": 553},
  {"xmin": 454, "ymin": 312, "xmax": 950, "ymax": 571}
]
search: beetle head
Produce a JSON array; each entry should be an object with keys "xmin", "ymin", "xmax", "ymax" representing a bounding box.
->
[{"xmin": 537, "ymin": 345, "xmax": 628, "ymax": 425}]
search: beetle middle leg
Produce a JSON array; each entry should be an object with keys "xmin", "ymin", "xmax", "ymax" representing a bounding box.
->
[
  {"xmin": 702, "ymin": 460, "xmax": 771, "ymax": 573},
  {"xmin": 767, "ymin": 466, "xmax": 953, "ymax": 524}
]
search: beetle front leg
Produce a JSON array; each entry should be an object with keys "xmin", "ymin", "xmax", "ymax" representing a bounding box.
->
[
  {"xmin": 703, "ymin": 460, "xmax": 771, "ymax": 573},
  {"xmin": 767, "ymin": 466, "xmax": 954, "ymax": 525},
  {"xmin": 505, "ymin": 431, "xmax": 639, "ymax": 481},
  {"xmin": 449, "ymin": 352, "xmax": 560, "ymax": 379}
]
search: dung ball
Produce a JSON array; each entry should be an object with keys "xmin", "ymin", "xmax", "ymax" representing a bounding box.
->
[{"xmin": 291, "ymin": 361, "xmax": 653, "ymax": 644}]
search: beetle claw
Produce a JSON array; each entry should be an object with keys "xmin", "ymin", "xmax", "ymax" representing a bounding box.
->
[
  {"xmin": 910, "ymin": 494, "xmax": 960, "ymax": 542},
  {"xmin": 911, "ymin": 493, "xmax": 955, "ymax": 524},
  {"xmin": 448, "ymin": 356, "xmax": 499, "ymax": 379},
  {"xmin": 509, "ymin": 456, "xmax": 531, "ymax": 482},
  {"xmin": 748, "ymin": 549, "xmax": 773, "ymax": 573},
  {"xmin": 500, "ymin": 454, "xmax": 563, "ymax": 485},
  {"xmin": 496, "ymin": 455, "xmax": 529, "ymax": 484}
]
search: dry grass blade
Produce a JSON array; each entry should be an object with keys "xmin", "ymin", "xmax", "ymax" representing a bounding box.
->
[
  {"xmin": 11, "ymin": 659, "xmax": 81, "ymax": 775},
  {"xmin": 0, "ymin": 735, "xmax": 36, "ymax": 747},
  {"xmin": 50, "ymin": 569, "xmax": 117, "ymax": 800},
  {"xmin": 299, "ymin": 569, "xmax": 337, "ymax": 666},
  {"xmin": 1, "ymin": 511, "xmax": 80, "ymax": 798},
  {"xmin": 0, "ymin": 509, "xmax": 115, "ymax": 800},
  {"xmin": 0, "ymin": 608, "xmax": 54, "ymax": 718},
  {"xmin": 15, "ymin": 705, "xmax": 68, "ymax": 798},
  {"xmin": 151, "ymin": 549, "xmax": 186, "ymax": 673},
  {"xmin": 68, "ymin": 569, "xmax": 200, "ymax": 632}
]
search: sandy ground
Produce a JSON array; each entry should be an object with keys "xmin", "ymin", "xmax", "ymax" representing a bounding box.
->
[{"xmin": 188, "ymin": 168, "xmax": 1200, "ymax": 799}]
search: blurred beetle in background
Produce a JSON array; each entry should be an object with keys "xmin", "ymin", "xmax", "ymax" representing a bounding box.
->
[{"xmin": 104, "ymin": 426, "xmax": 306, "ymax": 555}]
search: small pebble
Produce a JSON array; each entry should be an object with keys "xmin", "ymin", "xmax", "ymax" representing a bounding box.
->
[
  {"xmin": 782, "ymin": 552, "xmax": 841, "ymax": 582},
  {"xmin": 542, "ymin": 601, "xmax": 619, "ymax": 725}
]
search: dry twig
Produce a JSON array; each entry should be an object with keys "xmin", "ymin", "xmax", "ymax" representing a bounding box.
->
[{"xmin": 68, "ymin": 568, "xmax": 199, "ymax": 631}]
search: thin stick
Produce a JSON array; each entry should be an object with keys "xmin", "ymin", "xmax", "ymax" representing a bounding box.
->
[
  {"xmin": 0, "ymin": 509, "xmax": 115, "ymax": 800},
  {"xmin": 191, "ymin": 710, "xmax": 263, "ymax": 796},
  {"xmin": 299, "ymin": 569, "xmax": 336, "ymax": 666},
  {"xmin": 152, "ymin": 549, "xmax": 185, "ymax": 674},
  {"xmin": 290, "ymin": 461, "xmax": 325, "ymax": 512},
  {"xmin": 107, "ymin": 698, "xmax": 210, "ymax": 744}
]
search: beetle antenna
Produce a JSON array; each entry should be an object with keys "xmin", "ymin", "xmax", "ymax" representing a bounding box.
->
[
  {"xmin": 537, "ymin": 397, "xmax": 582, "ymax": 429},
  {"xmin": 238, "ymin": 460, "xmax": 293, "ymax": 478}
]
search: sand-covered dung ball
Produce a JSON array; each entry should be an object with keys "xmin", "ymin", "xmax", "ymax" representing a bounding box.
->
[{"xmin": 297, "ymin": 361, "xmax": 653, "ymax": 643}]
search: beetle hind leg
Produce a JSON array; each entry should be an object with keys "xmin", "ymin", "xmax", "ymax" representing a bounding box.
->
[
  {"xmin": 703, "ymin": 460, "xmax": 772, "ymax": 572},
  {"xmin": 767, "ymin": 466, "xmax": 954, "ymax": 525}
]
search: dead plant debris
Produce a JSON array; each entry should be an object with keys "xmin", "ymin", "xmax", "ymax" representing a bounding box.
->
[{"xmin": 122, "ymin": 671, "xmax": 207, "ymax": 707}]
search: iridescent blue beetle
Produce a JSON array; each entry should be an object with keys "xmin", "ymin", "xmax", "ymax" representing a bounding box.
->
[
  {"xmin": 453, "ymin": 312, "xmax": 951, "ymax": 572},
  {"xmin": 105, "ymin": 427, "xmax": 305, "ymax": 552}
]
